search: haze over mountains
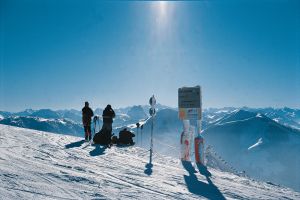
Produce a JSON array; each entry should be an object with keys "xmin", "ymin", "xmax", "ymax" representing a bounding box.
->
[{"xmin": 1, "ymin": 105, "xmax": 300, "ymax": 192}]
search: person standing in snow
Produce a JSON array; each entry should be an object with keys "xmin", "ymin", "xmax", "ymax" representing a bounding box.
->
[
  {"xmin": 102, "ymin": 104, "xmax": 115, "ymax": 134},
  {"xmin": 82, "ymin": 101, "xmax": 94, "ymax": 141}
]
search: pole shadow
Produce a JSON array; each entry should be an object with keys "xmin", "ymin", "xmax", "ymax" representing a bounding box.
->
[
  {"xmin": 144, "ymin": 150, "xmax": 153, "ymax": 176},
  {"xmin": 144, "ymin": 162, "xmax": 153, "ymax": 176},
  {"xmin": 89, "ymin": 145, "xmax": 106, "ymax": 156},
  {"xmin": 182, "ymin": 161, "xmax": 226, "ymax": 200},
  {"xmin": 65, "ymin": 139, "xmax": 85, "ymax": 149},
  {"xmin": 197, "ymin": 163, "xmax": 212, "ymax": 177}
]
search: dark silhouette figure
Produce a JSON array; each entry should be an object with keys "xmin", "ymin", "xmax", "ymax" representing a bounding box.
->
[
  {"xmin": 118, "ymin": 128, "xmax": 135, "ymax": 145},
  {"xmin": 102, "ymin": 104, "xmax": 115, "ymax": 134},
  {"xmin": 82, "ymin": 101, "xmax": 94, "ymax": 141},
  {"xmin": 182, "ymin": 161, "xmax": 226, "ymax": 200}
]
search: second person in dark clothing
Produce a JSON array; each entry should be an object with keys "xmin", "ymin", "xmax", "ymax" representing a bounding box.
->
[
  {"xmin": 118, "ymin": 128, "xmax": 135, "ymax": 145},
  {"xmin": 102, "ymin": 104, "xmax": 115, "ymax": 134}
]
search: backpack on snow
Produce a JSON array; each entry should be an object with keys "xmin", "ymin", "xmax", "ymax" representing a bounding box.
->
[
  {"xmin": 118, "ymin": 129, "xmax": 135, "ymax": 145},
  {"xmin": 93, "ymin": 128, "xmax": 112, "ymax": 145}
]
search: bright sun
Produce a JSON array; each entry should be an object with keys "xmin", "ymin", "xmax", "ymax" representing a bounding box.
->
[
  {"xmin": 152, "ymin": 1, "xmax": 170, "ymax": 26},
  {"xmin": 158, "ymin": 1, "xmax": 167, "ymax": 15}
]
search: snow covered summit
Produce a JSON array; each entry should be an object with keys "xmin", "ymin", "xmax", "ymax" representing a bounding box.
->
[{"xmin": 0, "ymin": 124, "xmax": 299, "ymax": 199}]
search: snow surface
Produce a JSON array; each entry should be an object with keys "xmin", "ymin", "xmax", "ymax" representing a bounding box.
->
[
  {"xmin": 0, "ymin": 125, "xmax": 299, "ymax": 200},
  {"xmin": 248, "ymin": 138, "xmax": 263, "ymax": 150}
]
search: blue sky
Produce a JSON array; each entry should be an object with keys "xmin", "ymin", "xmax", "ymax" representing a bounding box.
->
[{"xmin": 1, "ymin": 0, "xmax": 299, "ymax": 111}]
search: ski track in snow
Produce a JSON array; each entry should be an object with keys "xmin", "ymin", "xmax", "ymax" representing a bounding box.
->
[{"xmin": 0, "ymin": 124, "xmax": 299, "ymax": 200}]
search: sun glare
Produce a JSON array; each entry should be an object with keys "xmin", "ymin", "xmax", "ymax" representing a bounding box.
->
[
  {"xmin": 158, "ymin": 1, "xmax": 167, "ymax": 16},
  {"xmin": 152, "ymin": 1, "xmax": 172, "ymax": 27}
]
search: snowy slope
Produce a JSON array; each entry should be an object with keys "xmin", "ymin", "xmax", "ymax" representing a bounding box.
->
[{"xmin": 0, "ymin": 124, "xmax": 299, "ymax": 200}]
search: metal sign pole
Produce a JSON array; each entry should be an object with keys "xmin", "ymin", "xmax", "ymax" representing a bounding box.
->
[
  {"xmin": 150, "ymin": 116, "xmax": 154, "ymax": 164},
  {"xmin": 136, "ymin": 122, "xmax": 140, "ymax": 146},
  {"xmin": 149, "ymin": 95, "xmax": 156, "ymax": 165}
]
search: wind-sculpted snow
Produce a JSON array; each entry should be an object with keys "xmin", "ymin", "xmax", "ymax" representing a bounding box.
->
[{"xmin": 0, "ymin": 124, "xmax": 299, "ymax": 200}]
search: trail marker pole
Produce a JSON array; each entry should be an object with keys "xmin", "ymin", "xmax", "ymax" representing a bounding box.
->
[
  {"xmin": 149, "ymin": 95, "xmax": 156, "ymax": 164},
  {"xmin": 136, "ymin": 122, "xmax": 140, "ymax": 145},
  {"xmin": 141, "ymin": 124, "xmax": 144, "ymax": 146}
]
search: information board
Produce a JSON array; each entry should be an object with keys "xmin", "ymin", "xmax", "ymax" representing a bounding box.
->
[
  {"xmin": 178, "ymin": 86, "xmax": 201, "ymax": 108},
  {"xmin": 178, "ymin": 86, "xmax": 202, "ymax": 120}
]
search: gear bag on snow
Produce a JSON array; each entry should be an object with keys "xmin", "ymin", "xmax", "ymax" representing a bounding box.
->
[
  {"xmin": 118, "ymin": 129, "xmax": 135, "ymax": 145},
  {"xmin": 93, "ymin": 128, "xmax": 112, "ymax": 145}
]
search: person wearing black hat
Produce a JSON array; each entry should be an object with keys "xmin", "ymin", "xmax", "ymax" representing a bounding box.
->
[
  {"xmin": 102, "ymin": 104, "xmax": 115, "ymax": 134},
  {"xmin": 82, "ymin": 101, "xmax": 94, "ymax": 141}
]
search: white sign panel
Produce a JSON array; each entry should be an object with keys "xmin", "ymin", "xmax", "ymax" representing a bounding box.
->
[
  {"xmin": 178, "ymin": 86, "xmax": 202, "ymax": 120},
  {"xmin": 178, "ymin": 86, "xmax": 201, "ymax": 108}
]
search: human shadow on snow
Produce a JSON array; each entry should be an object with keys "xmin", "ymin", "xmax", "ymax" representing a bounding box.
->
[
  {"xmin": 89, "ymin": 144, "xmax": 106, "ymax": 156},
  {"xmin": 182, "ymin": 161, "xmax": 226, "ymax": 200},
  {"xmin": 65, "ymin": 140, "xmax": 85, "ymax": 149}
]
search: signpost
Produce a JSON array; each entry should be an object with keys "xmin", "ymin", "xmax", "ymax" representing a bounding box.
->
[
  {"xmin": 178, "ymin": 86, "xmax": 204, "ymax": 165},
  {"xmin": 149, "ymin": 95, "xmax": 156, "ymax": 165},
  {"xmin": 178, "ymin": 86, "xmax": 202, "ymax": 120}
]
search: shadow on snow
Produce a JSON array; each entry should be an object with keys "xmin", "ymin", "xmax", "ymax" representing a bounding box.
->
[
  {"xmin": 182, "ymin": 161, "xmax": 226, "ymax": 200},
  {"xmin": 65, "ymin": 139, "xmax": 85, "ymax": 149},
  {"xmin": 144, "ymin": 162, "xmax": 153, "ymax": 176},
  {"xmin": 89, "ymin": 145, "xmax": 107, "ymax": 156}
]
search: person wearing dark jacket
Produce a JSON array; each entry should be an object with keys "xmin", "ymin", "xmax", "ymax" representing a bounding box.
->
[
  {"xmin": 118, "ymin": 128, "xmax": 135, "ymax": 145},
  {"xmin": 82, "ymin": 101, "xmax": 94, "ymax": 141},
  {"xmin": 102, "ymin": 104, "xmax": 115, "ymax": 133}
]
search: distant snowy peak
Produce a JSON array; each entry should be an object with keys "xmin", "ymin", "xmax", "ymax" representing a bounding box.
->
[
  {"xmin": 117, "ymin": 113, "xmax": 131, "ymax": 121},
  {"xmin": 15, "ymin": 109, "xmax": 35, "ymax": 116},
  {"xmin": 30, "ymin": 109, "xmax": 61, "ymax": 119},
  {"xmin": 126, "ymin": 105, "xmax": 148, "ymax": 120},
  {"xmin": 0, "ymin": 116, "xmax": 83, "ymax": 136},
  {"xmin": 0, "ymin": 111, "xmax": 12, "ymax": 118},
  {"xmin": 243, "ymin": 107, "xmax": 300, "ymax": 130},
  {"xmin": 215, "ymin": 109, "xmax": 259, "ymax": 125}
]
